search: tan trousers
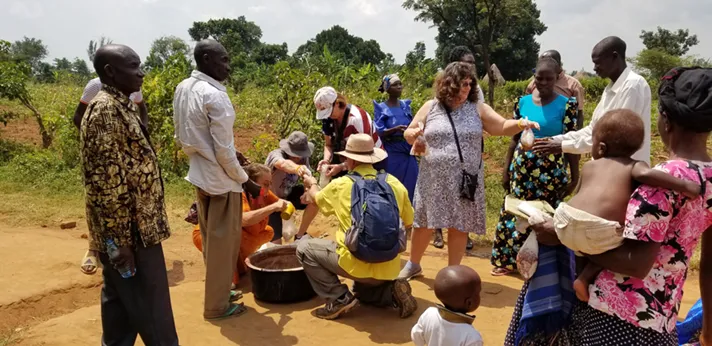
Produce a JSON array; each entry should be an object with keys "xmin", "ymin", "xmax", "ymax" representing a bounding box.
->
[{"xmin": 196, "ymin": 188, "xmax": 243, "ymax": 319}]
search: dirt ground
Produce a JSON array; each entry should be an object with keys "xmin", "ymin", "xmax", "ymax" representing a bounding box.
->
[{"xmin": 0, "ymin": 216, "xmax": 703, "ymax": 346}]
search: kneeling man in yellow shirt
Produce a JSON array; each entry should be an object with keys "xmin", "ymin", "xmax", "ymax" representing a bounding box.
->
[{"xmin": 298, "ymin": 134, "xmax": 417, "ymax": 320}]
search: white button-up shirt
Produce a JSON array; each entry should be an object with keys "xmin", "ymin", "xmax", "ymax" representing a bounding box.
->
[
  {"xmin": 553, "ymin": 67, "xmax": 652, "ymax": 164},
  {"xmin": 173, "ymin": 70, "xmax": 248, "ymax": 195}
]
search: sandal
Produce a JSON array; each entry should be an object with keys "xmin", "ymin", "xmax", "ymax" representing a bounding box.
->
[
  {"xmin": 80, "ymin": 250, "xmax": 98, "ymax": 275},
  {"xmin": 205, "ymin": 302, "xmax": 248, "ymax": 321},
  {"xmin": 490, "ymin": 267, "xmax": 513, "ymax": 277},
  {"xmin": 433, "ymin": 229, "xmax": 445, "ymax": 249},
  {"xmin": 229, "ymin": 290, "xmax": 243, "ymax": 302}
]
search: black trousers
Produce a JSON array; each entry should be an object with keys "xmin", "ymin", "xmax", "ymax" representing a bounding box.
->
[{"xmin": 100, "ymin": 243, "xmax": 179, "ymax": 346}]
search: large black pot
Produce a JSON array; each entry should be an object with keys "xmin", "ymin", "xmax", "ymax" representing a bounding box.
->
[{"xmin": 245, "ymin": 244, "xmax": 316, "ymax": 304}]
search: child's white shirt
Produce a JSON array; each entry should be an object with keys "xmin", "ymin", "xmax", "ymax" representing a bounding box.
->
[{"xmin": 411, "ymin": 307, "xmax": 483, "ymax": 346}]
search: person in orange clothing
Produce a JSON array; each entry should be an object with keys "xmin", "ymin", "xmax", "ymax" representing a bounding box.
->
[{"xmin": 192, "ymin": 163, "xmax": 288, "ymax": 286}]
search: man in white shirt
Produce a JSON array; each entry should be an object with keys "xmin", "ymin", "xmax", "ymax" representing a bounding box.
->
[
  {"xmin": 533, "ymin": 36, "xmax": 652, "ymax": 164},
  {"xmin": 73, "ymin": 77, "xmax": 148, "ymax": 129},
  {"xmin": 173, "ymin": 39, "xmax": 249, "ymax": 320}
]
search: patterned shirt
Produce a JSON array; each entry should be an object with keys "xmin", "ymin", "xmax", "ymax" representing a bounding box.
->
[
  {"xmin": 588, "ymin": 160, "xmax": 712, "ymax": 334},
  {"xmin": 81, "ymin": 84, "xmax": 170, "ymax": 252}
]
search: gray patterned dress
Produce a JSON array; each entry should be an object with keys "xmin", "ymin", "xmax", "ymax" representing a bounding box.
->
[{"xmin": 413, "ymin": 100, "xmax": 486, "ymax": 234}]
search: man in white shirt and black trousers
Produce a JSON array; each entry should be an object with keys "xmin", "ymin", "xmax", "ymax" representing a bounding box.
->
[
  {"xmin": 173, "ymin": 39, "xmax": 250, "ymax": 320},
  {"xmin": 533, "ymin": 36, "xmax": 652, "ymax": 165}
]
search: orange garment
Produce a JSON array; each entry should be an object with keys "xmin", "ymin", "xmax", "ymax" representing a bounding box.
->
[{"xmin": 192, "ymin": 191, "xmax": 278, "ymax": 286}]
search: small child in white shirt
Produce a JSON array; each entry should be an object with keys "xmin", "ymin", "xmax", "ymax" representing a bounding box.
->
[{"xmin": 411, "ymin": 265, "xmax": 484, "ymax": 346}]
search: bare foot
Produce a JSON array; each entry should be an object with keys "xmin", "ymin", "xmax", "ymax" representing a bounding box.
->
[{"xmin": 574, "ymin": 278, "xmax": 590, "ymax": 302}]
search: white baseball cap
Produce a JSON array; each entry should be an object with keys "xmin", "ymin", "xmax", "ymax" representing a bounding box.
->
[{"xmin": 314, "ymin": 86, "xmax": 338, "ymax": 120}]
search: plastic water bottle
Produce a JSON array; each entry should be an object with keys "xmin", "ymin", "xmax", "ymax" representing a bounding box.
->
[{"xmin": 106, "ymin": 239, "xmax": 136, "ymax": 278}]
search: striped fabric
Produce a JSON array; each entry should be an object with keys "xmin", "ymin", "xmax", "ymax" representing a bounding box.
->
[
  {"xmin": 323, "ymin": 105, "xmax": 383, "ymax": 151},
  {"xmin": 515, "ymin": 244, "xmax": 576, "ymax": 346}
]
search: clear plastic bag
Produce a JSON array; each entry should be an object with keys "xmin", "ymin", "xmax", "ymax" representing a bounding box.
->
[
  {"xmin": 410, "ymin": 122, "xmax": 428, "ymax": 156},
  {"xmin": 318, "ymin": 165, "xmax": 331, "ymax": 188},
  {"xmin": 520, "ymin": 127, "xmax": 534, "ymax": 150},
  {"xmin": 516, "ymin": 230, "xmax": 538, "ymax": 280},
  {"xmin": 282, "ymin": 216, "xmax": 298, "ymax": 241}
]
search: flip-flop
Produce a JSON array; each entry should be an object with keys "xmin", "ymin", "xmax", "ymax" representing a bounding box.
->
[
  {"xmin": 80, "ymin": 251, "xmax": 98, "ymax": 275},
  {"xmin": 490, "ymin": 267, "xmax": 513, "ymax": 277},
  {"xmin": 205, "ymin": 303, "xmax": 248, "ymax": 321},
  {"xmin": 229, "ymin": 290, "xmax": 243, "ymax": 302}
]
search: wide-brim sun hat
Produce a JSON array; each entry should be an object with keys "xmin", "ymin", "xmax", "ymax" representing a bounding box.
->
[
  {"xmin": 314, "ymin": 86, "xmax": 337, "ymax": 120},
  {"xmin": 279, "ymin": 131, "xmax": 315, "ymax": 158},
  {"xmin": 335, "ymin": 133, "xmax": 388, "ymax": 163}
]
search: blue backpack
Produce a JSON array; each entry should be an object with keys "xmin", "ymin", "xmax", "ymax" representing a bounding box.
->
[{"xmin": 344, "ymin": 171, "xmax": 406, "ymax": 263}]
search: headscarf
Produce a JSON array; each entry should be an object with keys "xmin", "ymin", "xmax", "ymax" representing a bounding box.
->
[
  {"xmin": 659, "ymin": 67, "xmax": 712, "ymax": 132},
  {"xmin": 378, "ymin": 74, "xmax": 401, "ymax": 93}
]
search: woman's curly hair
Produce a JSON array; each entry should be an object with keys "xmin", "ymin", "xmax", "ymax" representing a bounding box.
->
[{"xmin": 434, "ymin": 62, "xmax": 479, "ymax": 107}]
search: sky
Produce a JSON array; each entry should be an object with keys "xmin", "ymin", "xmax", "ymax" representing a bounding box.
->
[{"xmin": 1, "ymin": 0, "xmax": 711, "ymax": 74}]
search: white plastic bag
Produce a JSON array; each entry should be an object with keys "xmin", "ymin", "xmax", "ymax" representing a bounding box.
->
[
  {"xmin": 410, "ymin": 122, "xmax": 428, "ymax": 156},
  {"xmin": 517, "ymin": 230, "xmax": 538, "ymax": 280},
  {"xmin": 258, "ymin": 242, "xmax": 278, "ymax": 252},
  {"xmin": 520, "ymin": 129, "xmax": 534, "ymax": 151},
  {"xmin": 282, "ymin": 217, "xmax": 298, "ymax": 241},
  {"xmin": 318, "ymin": 165, "xmax": 331, "ymax": 188}
]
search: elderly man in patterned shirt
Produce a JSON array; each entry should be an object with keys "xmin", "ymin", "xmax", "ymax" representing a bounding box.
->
[{"xmin": 80, "ymin": 44, "xmax": 178, "ymax": 346}]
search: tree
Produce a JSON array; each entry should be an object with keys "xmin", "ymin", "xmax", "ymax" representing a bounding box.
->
[
  {"xmin": 144, "ymin": 36, "xmax": 191, "ymax": 71},
  {"xmin": 630, "ymin": 49, "xmax": 681, "ymax": 80},
  {"xmin": 252, "ymin": 42, "xmax": 289, "ymax": 65},
  {"xmin": 405, "ymin": 42, "xmax": 427, "ymax": 69},
  {"xmin": 0, "ymin": 40, "xmax": 52, "ymax": 147},
  {"xmin": 87, "ymin": 36, "xmax": 112, "ymax": 63},
  {"xmin": 295, "ymin": 26, "xmax": 386, "ymax": 66},
  {"xmin": 11, "ymin": 37, "xmax": 48, "ymax": 75},
  {"xmin": 72, "ymin": 58, "xmax": 91, "ymax": 78},
  {"xmin": 188, "ymin": 17, "xmax": 263, "ymax": 67},
  {"xmin": 53, "ymin": 58, "xmax": 72, "ymax": 71},
  {"xmin": 640, "ymin": 27, "xmax": 699, "ymax": 57},
  {"xmin": 404, "ymin": 0, "xmax": 546, "ymax": 105}
]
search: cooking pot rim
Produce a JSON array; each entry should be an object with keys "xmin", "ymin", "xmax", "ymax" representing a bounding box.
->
[{"xmin": 246, "ymin": 244, "xmax": 305, "ymax": 273}]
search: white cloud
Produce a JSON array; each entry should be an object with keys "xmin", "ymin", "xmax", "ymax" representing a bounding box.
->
[{"xmin": 9, "ymin": 1, "xmax": 44, "ymax": 19}]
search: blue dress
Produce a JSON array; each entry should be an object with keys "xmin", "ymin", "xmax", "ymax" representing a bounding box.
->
[{"xmin": 373, "ymin": 100, "xmax": 418, "ymax": 202}]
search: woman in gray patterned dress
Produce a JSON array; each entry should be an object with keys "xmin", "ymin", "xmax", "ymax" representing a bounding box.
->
[{"xmin": 398, "ymin": 62, "xmax": 540, "ymax": 279}]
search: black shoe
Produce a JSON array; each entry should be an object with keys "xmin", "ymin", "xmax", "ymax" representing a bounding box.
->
[
  {"xmin": 466, "ymin": 237, "xmax": 474, "ymax": 250},
  {"xmin": 433, "ymin": 229, "xmax": 444, "ymax": 249},
  {"xmin": 315, "ymin": 292, "xmax": 359, "ymax": 320}
]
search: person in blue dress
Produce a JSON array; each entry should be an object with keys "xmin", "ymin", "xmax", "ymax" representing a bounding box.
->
[
  {"xmin": 373, "ymin": 74, "xmax": 418, "ymax": 201},
  {"xmin": 490, "ymin": 57, "xmax": 581, "ymax": 277}
]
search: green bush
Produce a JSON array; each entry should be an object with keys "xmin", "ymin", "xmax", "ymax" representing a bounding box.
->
[{"xmin": 580, "ymin": 77, "xmax": 608, "ymax": 101}]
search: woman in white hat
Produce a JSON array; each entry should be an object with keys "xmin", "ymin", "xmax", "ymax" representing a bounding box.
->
[
  {"xmin": 264, "ymin": 131, "xmax": 316, "ymax": 243},
  {"xmin": 313, "ymin": 87, "xmax": 385, "ymax": 179}
]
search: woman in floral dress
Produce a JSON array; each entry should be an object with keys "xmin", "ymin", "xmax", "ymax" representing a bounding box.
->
[
  {"xmin": 490, "ymin": 57, "xmax": 580, "ymax": 276},
  {"xmin": 506, "ymin": 67, "xmax": 712, "ymax": 345}
]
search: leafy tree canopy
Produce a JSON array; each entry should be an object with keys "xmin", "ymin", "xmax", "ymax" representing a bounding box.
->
[
  {"xmin": 144, "ymin": 36, "xmax": 191, "ymax": 71},
  {"xmin": 294, "ymin": 25, "xmax": 386, "ymax": 66},
  {"xmin": 640, "ymin": 27, "xmax": 699, "ymax": 57},
  {"xmin": 404, "ymin": 0, "xmax": 546, "ymax": 83}
]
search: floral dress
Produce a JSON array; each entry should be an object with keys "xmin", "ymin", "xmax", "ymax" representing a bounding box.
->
[
  {"xmin": 491, "ymin": 95, "xmax": 578, "ymax": 271},
  {"xmin": 572, "ymin": 160, "xmax": 712, "ymax": 345},
  {"xmin": 505, "ymin": 160, "xmax": 712, "ymax": 346}
]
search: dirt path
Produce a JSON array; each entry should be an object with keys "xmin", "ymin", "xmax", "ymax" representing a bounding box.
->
[{"xmin": 0, "ymin": 220, "xmax": 703, "ymax": 345}]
